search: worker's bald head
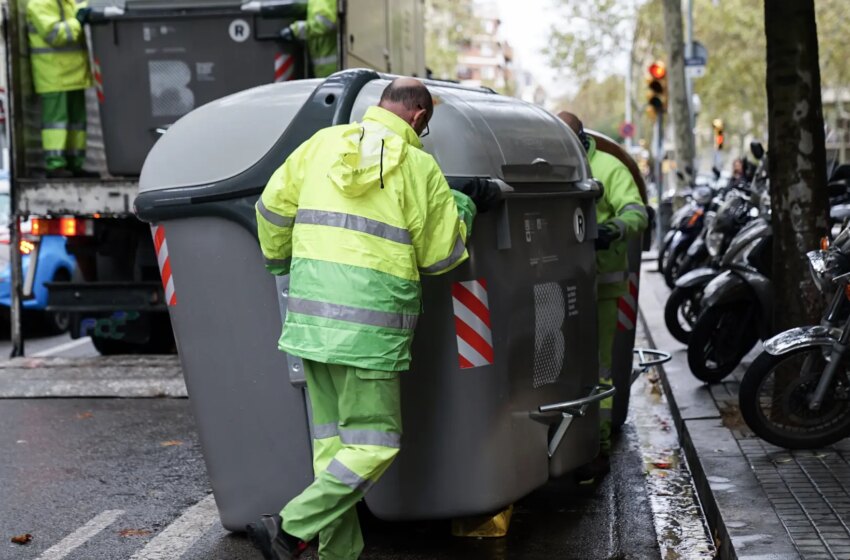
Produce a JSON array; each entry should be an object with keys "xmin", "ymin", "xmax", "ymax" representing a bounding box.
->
[
  {"xmin": 558, "ymin": 111, "xmax": 584, "ymax": 136},
  {"xmin": 379, "ymin": 78, "xmax": 433, "ymax": 137}
]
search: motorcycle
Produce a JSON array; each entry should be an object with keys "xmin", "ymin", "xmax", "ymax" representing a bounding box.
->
[
  {"xmin": 664, "ymin": 192, "xmax": 763, "ymax": 344},
  {"xmin": 662, "ymin": 184, "xmax": 714, "ymax": 288},
  {"xmin": 739, "ymin": 225, "xmax": 850, "ymax": 449},
  {"xmin": 685, "ymin": 215, "xmax": 773, "ymax": 383}
]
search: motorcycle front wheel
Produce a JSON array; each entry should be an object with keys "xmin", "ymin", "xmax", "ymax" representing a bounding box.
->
[
  {"xmin": 663, "ymin": 242, "xmax": 688, "ymax": 289},
  {"xmin": 664, "ymin": 286, "xmax": 701, "ymax": 344},
  {"xmin": 739, "ymin": 348, "xmax": 850, "ymax": 449},
  {"xmin": 687, "ymin": 303, "xmax": 758, "ymax": 383}
]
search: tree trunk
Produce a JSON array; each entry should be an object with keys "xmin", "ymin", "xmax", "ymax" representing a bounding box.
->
[
  {"xmin": 765, "ymin": 0, "xmax": 829, "ymax": 333},
  {"xmin": 661, "ymin": 0, "xmax": 695, "ymax": 192}
]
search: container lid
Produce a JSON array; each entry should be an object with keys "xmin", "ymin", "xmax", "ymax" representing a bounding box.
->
[
  {"xmin": 139, "ymin": 74, "xmax": 590, "ymax": 194},
  {"xmin": 350, "ymin": 79, "xmax": 590, "ymax": 186},
  {"xmin": 139, "ymin": 80, "xmax": 320, "ymax": 193}
]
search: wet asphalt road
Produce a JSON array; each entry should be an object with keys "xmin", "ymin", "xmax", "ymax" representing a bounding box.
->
[{"xmin": 0, "ymin": 330, "xmax": 712, "ymax": 560}]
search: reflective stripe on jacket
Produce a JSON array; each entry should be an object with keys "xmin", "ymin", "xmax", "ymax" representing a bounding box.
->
[
  {"xmin": 257, "ymin": 105, "xmax": 476, "ymax": 371},
  {"xmin": 289, "ymin": 0, "xmax": 338, "ymax": 78},
  {"xmin": 27, "ymin": 0, "xmax": 92, "ymax": 94},
  {"xmin": 589, "ymin": 136, "xmax": 648, "ymax": 298}
]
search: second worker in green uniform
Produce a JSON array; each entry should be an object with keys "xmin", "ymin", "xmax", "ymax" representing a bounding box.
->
[{"xmin": 561, "ymin": 112, "xmax": 648, "ymax": 479}]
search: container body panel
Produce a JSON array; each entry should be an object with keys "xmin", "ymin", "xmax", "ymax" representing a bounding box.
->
[{"xmin": 161, "ymin": 216, "xmax": 313, "ymax": 531}]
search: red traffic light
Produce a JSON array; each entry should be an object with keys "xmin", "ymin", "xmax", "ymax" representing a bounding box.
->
[{"xmin": 648, "ymin": 62, "xmax": 666, "ymax": 80}]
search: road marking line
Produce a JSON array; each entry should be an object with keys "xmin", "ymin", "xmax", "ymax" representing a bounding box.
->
[
  {"xmin": 129, "ymin": 494, "xmax": 218, "ymax": 560},
  {"xmin": 32, "ymin": 337, "xmax": 92, "ymax": 357},
  {"xmin": 36, "ymin": 510, "xmax": 124, "ymax": 560}
]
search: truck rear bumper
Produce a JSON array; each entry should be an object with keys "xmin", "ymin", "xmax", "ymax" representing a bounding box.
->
[{"xmin": 46, "ymin": 281, "xmax": 168, "ymax": 313}]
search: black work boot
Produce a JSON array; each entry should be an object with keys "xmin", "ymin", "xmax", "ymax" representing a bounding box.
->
[
  {"xmin": 574, "ymin": 453, "xmax": 611, "ymax": 483},
  {"xmin": 246, "ymin": 514, "xmax": 307, "ymax": 560}
]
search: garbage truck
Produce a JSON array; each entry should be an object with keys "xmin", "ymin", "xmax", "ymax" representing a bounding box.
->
[
  {"xmin": 134, "ymin": 69, "xmax": 611, "ymax": 528},
  {"xmin": 2, "ymin": 0, "xmax": 425, "ymax": 354}
]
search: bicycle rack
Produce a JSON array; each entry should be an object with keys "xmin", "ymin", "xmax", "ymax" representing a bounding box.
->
[{"xmin": 631, "ymin": 347, "xmax": 672, "ymax": 385}]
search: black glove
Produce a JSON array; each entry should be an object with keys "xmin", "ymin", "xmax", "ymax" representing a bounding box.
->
[
  {"xmin": 595, "ymin": 222, "xmax": 620, "ymax": 251},
  {"xmin": 279, "ymin": 26, "xmax": 297, "ymax": 42},
  {"xmin": 446, "ymin": 177, "xmax": 503, "ymax": 213},
  {"xmin": 75, "ymin": 7, "xmax": 92, "ymax": 24}
]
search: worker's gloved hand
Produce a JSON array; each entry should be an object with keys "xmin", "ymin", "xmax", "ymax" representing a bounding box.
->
[
  {"xmin": 279, "ymin": 26, "xmax": 298, "ymax": 42},
  {"xmin": 446, "ymin": 176, "xmax": 503, "ymax": 213},
  {"xmin": 75, "ymin": 7, "xmax": 92, "ymax": 24},
  {"xmin": 595, "ymin": 222, "xmax": 621, "ymax": 251}
]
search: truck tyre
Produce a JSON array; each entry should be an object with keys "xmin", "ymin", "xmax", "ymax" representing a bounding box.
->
[
  {"xmin": 41, "ymin": 269, "xmax": 72, "ymax": 335},
  {"xmin": 91, "ymin": 314, "xmax": 175, "ymax": 355}
]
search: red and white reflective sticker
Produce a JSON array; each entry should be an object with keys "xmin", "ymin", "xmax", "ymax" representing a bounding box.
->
[
  {"xmin": 151, "ymin": 225, "xmax": 177, "ymax": 306},
  {"xmin": 617, "ymin": 272, "xmax": 639, "ymax": 332},
  {"xmin": 93, "ymin": 58, "xmax": 105, "ymax": 103},
  {"xmin": 274, "ymin": 53, "xmax": 295, "ymax": 83},
  {"xmin": 452, "ymin": 279, "xmax": 494, "ymax": 369}
]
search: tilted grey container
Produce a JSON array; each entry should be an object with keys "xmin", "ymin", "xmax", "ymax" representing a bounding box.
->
[
  {"xmin": 135, "ymin": 70, "xmax": 602, "ymax": 529},
  {"xmin": 87, "ymin": 0, "xmax": 306, "ymax": 176}
]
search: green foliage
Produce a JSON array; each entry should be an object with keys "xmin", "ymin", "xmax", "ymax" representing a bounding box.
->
[
  {"xmin": 560, "ymin": 75, "xmax": 626, "ymax": 139},
  {"xmin": 425, "ymin": 0, "xmax": 481, "ymax": 80},
  {"xmin": 548, "ymin": 0, "xmax": 850, "ymax": 149}
]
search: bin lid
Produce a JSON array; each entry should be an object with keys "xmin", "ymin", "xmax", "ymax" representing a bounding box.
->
[
  {"xmin": 139, "ymin": 75, "xmax": 590, "ymax": 194},
  {"xmin": 350, "ymin": 80, "xmax": 590, "ymax": 186},
  {"xmin": 89, "ymin": 0, "xmax": 248, "ymax": 8},
  {"xmin": 139, "ymin": 80, "xmax": 320, "ymax": 193}
]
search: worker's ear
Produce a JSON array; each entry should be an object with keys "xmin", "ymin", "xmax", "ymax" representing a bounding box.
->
[{"xmin": 412, "ymin": 108, "xmax": 428, "ymax": 135}]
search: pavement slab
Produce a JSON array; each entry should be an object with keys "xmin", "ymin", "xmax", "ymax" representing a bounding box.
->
[{"xmin": 640, "ymin": 258, "xmax": 850, "ymax": 560}]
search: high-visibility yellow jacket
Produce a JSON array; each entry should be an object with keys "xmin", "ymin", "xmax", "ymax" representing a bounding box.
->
[
  {"xmin": 26, "ymin": 0, "xmax": 92, "ymax": 94},
  {"xmin": 288, "ymin": 0, "xmax": 338, "ymax": 78},
  {"xmin": 257, "ymin": 105, "xmax": 476, "ymax": 371},
  {"xmin": 590, "ymin": 137, "xmax": 648, "ymax": 298}
]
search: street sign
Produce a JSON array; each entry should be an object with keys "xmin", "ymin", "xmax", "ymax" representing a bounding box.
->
[
  {"xmin": 686, "ymin": 65, "xmax": 706, "ymax": 78},
  {"xmin": 619, "ymin": 121, "xmax": 635, "ymax": 139}
]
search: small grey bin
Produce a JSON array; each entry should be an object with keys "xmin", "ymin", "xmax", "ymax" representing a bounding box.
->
[{"xmin": 135, "ymin": 70, "xmax": 604, "ymax": 529}]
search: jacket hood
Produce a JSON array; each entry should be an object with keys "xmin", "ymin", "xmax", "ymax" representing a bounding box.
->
[{"xmin": 328, "ymin": 106, "xmax": 421, "ymax": 197}]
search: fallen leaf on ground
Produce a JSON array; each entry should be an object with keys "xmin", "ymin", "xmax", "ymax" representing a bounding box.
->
[
  {"xmin": 119, "ymin": 529, "xmax": 152, "ymax": 538},
  {"xmin": 160, "ymin": 440, "xmax": 183, "ymax": 447},
  {"xmin": 76, "ymin": 412, "xmax": 94, "ymax": 420},
  {"xmin": 10, "ymin": 533, "xmax": 32, "ymax": 545}
]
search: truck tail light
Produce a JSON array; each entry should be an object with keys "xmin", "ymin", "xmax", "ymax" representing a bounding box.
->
[
  {"xmin": 19, "ymin": 239, "xmax": 35, "ymax": 255},
  {"xmin": 31, "ymin": 218, "xmax": 94, "ymax": 237}
]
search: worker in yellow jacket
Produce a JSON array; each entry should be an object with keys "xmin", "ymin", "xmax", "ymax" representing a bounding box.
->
[
  {"xmin": 249, "ymin": 78, "xmax": 501, "ymax": 560},
  {"xmin": 279, "ymin": 0, "xmax": 338, "ymax": 78},
  {"xmin": 27, "ymin": 0, "xmax": 97, "ymax": 178}
]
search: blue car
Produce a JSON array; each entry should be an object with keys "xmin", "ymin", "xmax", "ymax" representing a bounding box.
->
[{"xmin": 0, "ymin": 182, "xmax": 77, "ymax": 333}]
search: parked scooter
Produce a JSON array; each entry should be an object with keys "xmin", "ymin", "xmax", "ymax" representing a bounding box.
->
[
  {"xmin": 685, "ymin": 214, "xmax": 773, "ymax": 382},
  {"xmin": 664, "ymin": 193, "xmax": 762, "ymax": 343},
  {"xmin": 662, "ymin": 184, "xmax": 714, "ymax": 288},
  {"xmin": 739, "ymin": 225, "xmax": 850, "ymax": 449}
]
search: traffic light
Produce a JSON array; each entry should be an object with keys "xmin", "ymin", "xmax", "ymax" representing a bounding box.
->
[
  {"xmin": 646, "ymin": 61, "xmax": 667, "ymax": 118},
  {"xmin": 712, "ymin": 118, "xmax": 724, "ymax": 150}
]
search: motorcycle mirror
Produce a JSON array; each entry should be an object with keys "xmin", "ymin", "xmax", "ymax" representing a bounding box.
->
[
  {"xmin": 750, "ymin": 141, "xmax": 765, "ymax": 160},
  {"xmin": 828, "ymin": 179, "xmax": 849, "ymax": 198}
]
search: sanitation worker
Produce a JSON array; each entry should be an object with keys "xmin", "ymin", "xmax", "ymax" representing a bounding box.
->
[
  {"xmin": 250, "ymin": 78, "xmax": 489, "ymax": 560},
  {"xmin": 26, "ymin": 0, "xmax": 97, "ymax": 178},
  {"xmin": 279, "ymin": 0, "xmax": 338, "ymax": 78},
  {"xmin": 560, "ymin": 112, "xmax": 648, "ymax": 480}
]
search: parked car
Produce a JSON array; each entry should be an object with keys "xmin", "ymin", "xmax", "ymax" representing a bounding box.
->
[{"xmin": 0, "ymin": 176, "xmax": 76, "ymax": 333}]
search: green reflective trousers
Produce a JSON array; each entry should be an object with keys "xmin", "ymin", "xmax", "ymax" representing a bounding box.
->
[
  {"xmin": 41, "ymin": 89, "xmax": 87, "ymax": 171},
  {"xmin": 598, "ymin": 297, "xmax": 618, "ymax": 454},
  {"xmin": 282, "ymin": 360, "xmax": 402, "ymax": 560}
]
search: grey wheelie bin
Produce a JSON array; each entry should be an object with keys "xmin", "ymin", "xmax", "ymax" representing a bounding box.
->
[
  {"xmin": 86, "ymin": 0, "xmax": 307, "ymax": 176},
  {"xmin": 134, "ymin": 69, "xmax": 605, "ymax": 530}
]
